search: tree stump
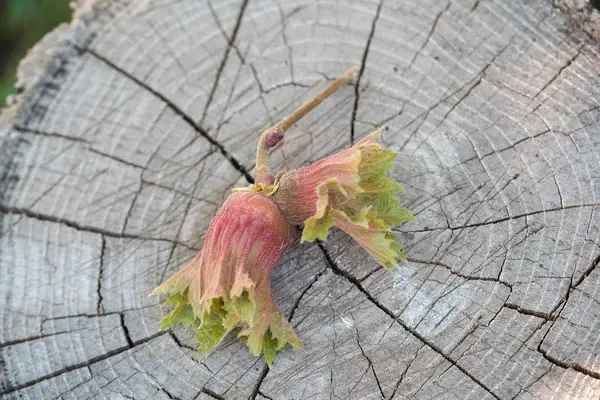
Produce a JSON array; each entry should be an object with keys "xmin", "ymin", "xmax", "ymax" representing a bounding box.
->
[{"xmin": 1, "ymin": 0, "xmax": 600, "ymax": 399}]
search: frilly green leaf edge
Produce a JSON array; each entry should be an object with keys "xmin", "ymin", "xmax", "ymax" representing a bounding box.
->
[
  {"xmin": 300, "ymin": 134, "xmax": 416, "ymax": 268},
  {"xmin": 152, "ymin": 280, "xmax": 302, "ymax": 367}
]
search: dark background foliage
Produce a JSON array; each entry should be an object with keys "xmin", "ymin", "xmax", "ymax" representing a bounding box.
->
[{"xmin": 0, "ymin": 0, "xmax": 71, "ymax": 105}]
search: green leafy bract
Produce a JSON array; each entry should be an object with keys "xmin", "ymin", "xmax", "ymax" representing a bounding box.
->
[
  {"xmin": 152, "ymin": 264, "xmax": 301, "ymax": 366},
  {"xmin": 300, "ymin": 128, "xmax": 416, "ymax": 268}
]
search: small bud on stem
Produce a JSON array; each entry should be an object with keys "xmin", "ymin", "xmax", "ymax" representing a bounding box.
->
[
  {"xmin": 266, "ymin": 129, "xmax": 283, "ymax": 148},
  {"xmin": 253, "ymin": 67, "xmax": 358, "ymax": 179}
]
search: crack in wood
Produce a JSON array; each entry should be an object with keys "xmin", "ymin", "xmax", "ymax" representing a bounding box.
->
[
  {"xmin": 317, "ymin": 243, "xmax": 501, "ymax": 400},
  {"xmin": 39, "ymin": 307, "xmax": 156, "ymax": 326},
  {"xmin": 257, "ymin": 390, "xmax": 274, "ymax": 400},
  {"xmin": 50, "ymin": 366, "xmax": 94, "ymax": 400},
  {"xmin": 0, "ymin": 331, "xmax": 168, "ymax": 395},
  {"xmin": 542, "ymin": 253, "xmax": 600, "ymax": 325},
  {"xmin": 532, "ymin": 45, "xmax": 584, "ymax": 99},
  {"xmin": 96, "ymin": 235, "xmax": 106, "ymax": 315},
  {"xmin": 88, "ymin": 148, "xmax": 146, "ymax": 170},
  {"xmin": 571, "ymin": 253, "xmax": 600, "ymax": 290},
  {"xmin": 389, "ymin": 344, "xmax": 426, "ymax": 399},
  {"xmin": 538, "ymin": 346, "xmax": 600, "ymax": 380},
  {"xmin": 398, "ymin": 39, "xmax": 512, "ymax": 153},
  {"xmin": 200, "ymin": 0, "xmax": 249, "ymax": 126},
  {"xmin": 402, "ymin": 202, "xmax": 600, "ymax": 233},
  {"xmin": 119, "ymin": 312, "xmax": 134, "ymax": 347},
  {"xmin": 121, "ymin": 178, "xmax": 145, "ymax": 235},
  {"xmin": 277, "ymin": 3, "xmax": 296, "ymax": 83},
  {"xmin": 205, "ymin": 0, "xmax": 283, "ymax": 133},
  {"xmin": 462, "ymin": 128, "xmax": 552, "ymax": 165},
  {"xmin": 161, "ymin": 387, "xmax": 183, "ymax": 400},
  {"xmin": 414, "ymin": 76, "xmax": 482, "ymax": 153},
  {"xmin": 0, "ymin": 330, "xmax": 71, "ymax": 348},
  {"xmin": 503, "ymin": 303, "xmax": 556, "ymax": 321},
  {"xmin": 199, "ymin": 387, "xmax": 226, "ymax": 400},
  {"xmin": 350, "ymin": 0, "xmax": 383, "ymax": 145},
  {"xmin": 168, "ymin": 332, "xmax": 214, "ymax": 375},
  {"xmin": 247, "ymin": 258, "xmax": 327, "ymax": 399},
  {"xmin": 406, "ymin": 257, "xmax": 513, "ymax": 289},
  {"xmin": 83, "ymin": 48, "xmax": 253, "ymax": 183},
  {"xmin": 531, "ymin": 254, "xmax": 600, "ymax": 380},
  {"xmin": 0, "ymin": 204, "xmax": 198, "ymax": 249},
  {"xmin": 13, "ymin": 125, "xmax": 89, "ymax": 144},
  {"xmin": 405, "ymin": 2, "xmax": 451, "ymax": 74},
  {"xmin": 248, "ymin": 364, "xmax": 270, "ymax": 400},
  {"xmin": 352, "ymin": 314, "xmax": 385, "ymax": 398},
  {"xmin": 288, "ymin": 267, "xmax": 327, "ymax": 323}
]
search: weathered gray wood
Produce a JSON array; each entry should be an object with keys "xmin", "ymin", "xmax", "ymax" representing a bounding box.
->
[
  {"xmin": 1, "ymin": 0, "xmax": 599, "ymax": 399},
  {"xmin": 555, "ymin": 0, "xmax": 600, "ymax": 40}
]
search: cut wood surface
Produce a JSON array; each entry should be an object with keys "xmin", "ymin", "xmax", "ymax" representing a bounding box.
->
[{"xmin": 1, "ymin": 0, "xmax": 600, "ymax": 399}]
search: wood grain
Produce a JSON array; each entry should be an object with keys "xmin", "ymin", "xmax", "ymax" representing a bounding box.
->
[{"xmin": 1, "ymin": 0, "xmax": 599, "ymax": 398}]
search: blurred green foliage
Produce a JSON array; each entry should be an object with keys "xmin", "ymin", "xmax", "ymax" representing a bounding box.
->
[{"xmin": 0, "ymin": 0, "xmax": 72, "ymax": 105}]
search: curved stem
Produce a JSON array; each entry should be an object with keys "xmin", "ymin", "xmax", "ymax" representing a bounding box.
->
[{"xmin": 253, "ymin": 67, "xmax": 358, "ymax": 180}]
